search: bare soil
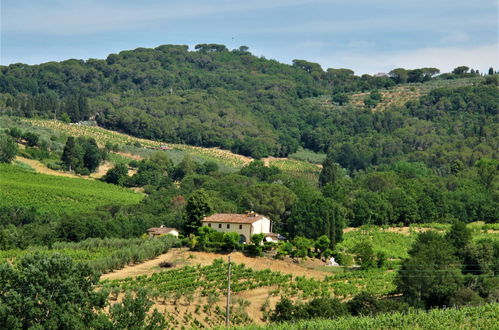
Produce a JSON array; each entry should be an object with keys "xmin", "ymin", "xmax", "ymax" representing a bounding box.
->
[
  {"xmin": 16, "ymin": 156, "xmax": 79, "ymax": 178},
  {"xmin": 101, "ymin": 248, "xmax": 330, "ymax": 281},
  {"xmin": 102, "ymin": 248, "xmax": 333, "ymax": 327}
]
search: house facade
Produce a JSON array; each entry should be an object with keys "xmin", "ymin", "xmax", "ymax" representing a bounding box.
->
[{"xmin": 201, "ymin": 212, "xmax": 273, "ymax": 244}]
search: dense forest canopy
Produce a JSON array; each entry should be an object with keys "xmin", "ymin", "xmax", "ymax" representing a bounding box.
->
[{"xmin": 1, "ymin": 43, "xmax": 494, "ymax": 160}]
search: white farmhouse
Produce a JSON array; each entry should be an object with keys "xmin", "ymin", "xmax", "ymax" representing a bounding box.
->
[{"xmin": 201, "ymin": 212, "xmax": 277, "ymax": 244}]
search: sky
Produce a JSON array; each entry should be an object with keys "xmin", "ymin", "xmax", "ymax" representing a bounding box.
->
[{"xmin": 1, "ymin": 0, "xmax": 498, "ymax": 74}]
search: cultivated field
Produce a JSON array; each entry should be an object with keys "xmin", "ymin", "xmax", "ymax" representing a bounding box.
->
[
  {"xmin": 96, "ymin": 224, "xmax": 498, "ymax": 328},
  {"xmin": 0, "ymin": 163, "xmax": 143, "ymax": 217},
  {"xmin": 19, "ymin": 118, "xmax": 321, "ymax": 178}
]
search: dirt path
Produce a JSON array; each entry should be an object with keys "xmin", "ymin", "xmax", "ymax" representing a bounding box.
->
[
  {"xmin": 16, "ymin": 156, "xmax": 79, "ymax": 178},
  {"xmin": 89, "ymin": 161, "xmax": 113, "ymax": 179},
  {"xmin": 101, "ymin": 248, "xmax": 330, "ymax": 281},
  {"xmin": 16, "ymin": 156, "xmax": 113, "ymax": 180}
]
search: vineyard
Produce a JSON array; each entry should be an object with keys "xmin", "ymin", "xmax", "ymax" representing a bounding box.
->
[
  {"xmin": 0, "ymin": 163, "xmax": 143, "ymax": 216},
  {"xmin": 238, "ymin": 303, "xmax": 499, "ymax": 329},
  {"xmin": 266, "ymin": 158, "xmax": 321, "ymax": 181},
  {"xmin": 18, "ymin": 118, "xmax": 321, "ymax": 177},
  {"xmin": 100, "ymin": 258, "xmax": 397, "ymax": 328},
  {"xmin": 22, "ymin": 119, "xmax": 251, "ymax": 168}
]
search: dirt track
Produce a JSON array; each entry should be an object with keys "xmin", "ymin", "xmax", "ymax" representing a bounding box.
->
[{"xmin": 101, "ymin": 248, "xmax": 330, "ymax": 281}]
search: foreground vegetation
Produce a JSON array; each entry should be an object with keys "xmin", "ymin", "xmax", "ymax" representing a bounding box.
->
[{"xmin": 237, "ymin": 303, "xmax": 499, "ymax": 330}]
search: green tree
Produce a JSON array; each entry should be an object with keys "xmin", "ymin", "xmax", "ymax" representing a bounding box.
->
[
  {"xmin": 445, "ymin": 222, "xmax": 471, "ymax": 250},
  {"xmin": 81, "ymin": 137, "xmax": 101, "ymax": 172},
  {"xmin": 452, "ymin": 66, "xmax": 469, "ymax": 75},
  {"xmin": 347, "ymin": 292, "xmax": 380, "ymax": 316},
  {"xmin": 106, "ymin": 289, "xmax": 166, "ymax": 329},
  {"xmin": 243, "ymin": 183, "xmax": 296, "ymax": 231},
  {"xmin": 223, "ymin": 232, "xmax": 240, "ymax": 251},
  {"xmin": 0, "ymin": 134, "xmax": 18, "ymax": 163},
  {"xmin": 352, "ymin": 241, "xmax": 377, "ymax": 270},
  {"xmin": 0, "ymin": 252, "xmax": 106, "ymax": 329},
  {"xmin": 291, "ymin": 236, "xmax": 314, "ymax": 259},
  {"xmin": 240, "ymin": 160, "xmax": 280, "ymax": 181},
  {"xmin": 395, "ymin": 231, "xmax": 464, "ymax": 308},
  {"xmin": 475, "ymin": 158, "xmax": 498, "ymax": 189},
  {"xmin": 389, "ymin": 68, "xmax": 408, "ymax": 83},
  {"xmin": 61, "ymin": 136, "xmax": 83, "ymax": 171},
  {"xmin": 185, "ymin": 189, "xmax": 212, "ymax": 234},
  {"xmin": 103, "ymin": 163, "xmax": 129, "ymax": 185},
  {"xmin": 332, "ymin": 93, "xmax": 349, "ymax": 106},
  {"xmin": 319, "ymin": 155, "xmax": 343, "ymax": 188},
  {"xmin": 289, "ymin": 196, "xmax": 344, "ymax": 248},
  {"xmin": 172, "ymin": 155, "xmax": 196, "ymax": 181},
  {"xmin": 22, "ymin": 132, "xmax": 39, "ymax": 147},
  {"xmin": 314, "ymin": 235, "xmax": 331, "ymax": 259}
]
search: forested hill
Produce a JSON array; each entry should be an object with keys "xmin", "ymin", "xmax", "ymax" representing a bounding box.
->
[{"xmin": 0, "ymin": 44, "xmax": 497, "ymax": 162}]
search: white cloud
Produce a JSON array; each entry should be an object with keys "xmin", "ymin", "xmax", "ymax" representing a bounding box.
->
[{"xmin": 312, "ymin": 43, "xmax": 499, "ymax": 74}]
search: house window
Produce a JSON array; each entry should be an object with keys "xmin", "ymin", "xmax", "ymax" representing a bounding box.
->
[
  {"xmin": 239, "ymin": 225, "xmax": 242, "ymax": 230},
  {"xmin": 227, "ymin": 224, "xmax": 230, "ymax": 229},
  {"xmin": 218, "ymin": 224, "xmax": 222, "ymax": 229},
  {"xmin": 208, "ymin": 223, "xmax": 211, "ymax": 227}
]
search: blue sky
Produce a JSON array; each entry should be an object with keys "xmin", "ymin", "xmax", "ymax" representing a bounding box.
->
[{"xmin": 1, "ymin": 0, "xmax": 497, "ymax": 74}]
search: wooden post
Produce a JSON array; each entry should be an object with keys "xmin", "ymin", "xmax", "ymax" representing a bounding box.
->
[{"xmin": 225, "ymin": 256, "xmax": 231, "ymax": 327}]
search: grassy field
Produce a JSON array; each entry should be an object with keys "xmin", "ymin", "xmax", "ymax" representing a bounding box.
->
[{"xmin": 0, "ymin": 163, "xmax": 143, "ymax": 216}]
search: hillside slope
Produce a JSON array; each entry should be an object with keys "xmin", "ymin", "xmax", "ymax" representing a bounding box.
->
[
  {"xmin": 0, "ymin": 163, "xmax": 143, "ymax": 217},
  {"xmin": 0, "ymin": 44, "xmax": 488, "ymax": 159}
]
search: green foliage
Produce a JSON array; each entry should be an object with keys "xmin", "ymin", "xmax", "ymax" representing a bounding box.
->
[
  {"xmin": 347, "ymin": 292, "xmax": 382, "ymax": 316},
  {"xmin": 185, "ymin": 189, "xmax": 213, "ymax": 234},
  {"xmin": 240, "ymin": 303, "xmax": 499, "ymax": 329},
  {"xmin": 240, "ymin": 161, "xmax": 281, "ymax": 181},
  {"xmin": 289, "ymin": 196, "xmax": 344, "ymax": 248},
  {"xmin": 396, "ymin": 231, "xmax": 464, "ymax": 308},
  {"xmin": 0, "ymin": 134, "xmax": 17, "ymax": 163},
  {"xmin": 0, "ymin": 252, "xmax": 105, "ymax": 329},
  {"xmin": 292, "ymin": 237, "xmax": 314, "ymax": 259},
  {"xmin": 475, "ymin": 158, "xmax": 498, "ymax": 190},
  {"xmin": 270, "ymin": 296, "xmax": 349, "ymax": 322},
  {"xmin": 61, "ymin": 136, "xmax": 83, "ymax": 171},
  {"xmin": 223, "ymin": 232, "xmax": 241, "ymax": 251},
  {"xmin": 332, "ymin": 93, "xmax": 349, "ymax": 105},
  {"xmin": 0, "ymin": 163, "xmax": 142, "ymax": 217},
  {"xmin": 103, "ymin": 163, "xmax": 129, "ymax": 185},
  {"xmin": 314, "ymin": 235, "xmax": 331, "ymax": 258},
  {"xmin": 106, "ymin": 289, "xmax": 166, "ymax": 329},
  {"xmin": 243, "ymin": 183, "xmax": 296, "ymax": 231},
  {"xmin": 353, "ymin": 241, "xmax": 377, "ymax": 270},
  {"xmin": 445, "ymin": 222, "xmax": 472, "ymax": 250}
]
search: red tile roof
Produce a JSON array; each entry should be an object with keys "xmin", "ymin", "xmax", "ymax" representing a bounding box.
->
[{"xmin": 201, "ymin": 213, "xmax": 266, "ymax": 224}]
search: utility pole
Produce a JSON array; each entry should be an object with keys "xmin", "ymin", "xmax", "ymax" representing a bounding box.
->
[{"xmin": 225, "ymin": 256, "xmax": 231, "ymax": 327}]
